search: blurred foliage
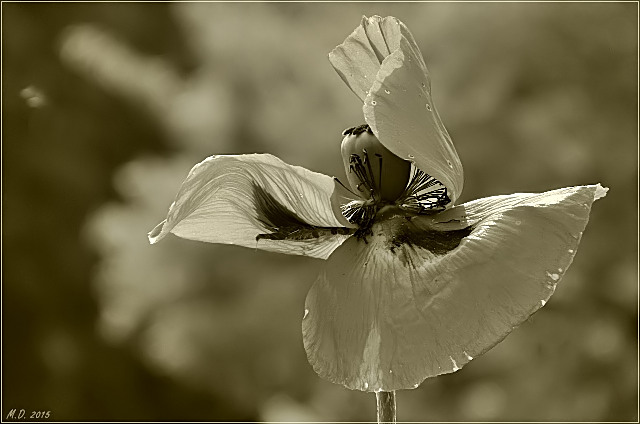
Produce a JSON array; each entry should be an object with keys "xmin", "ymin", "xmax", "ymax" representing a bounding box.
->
[{"xmin": 3, "ymin": 2, "xmax": 637, "ymax": 422}]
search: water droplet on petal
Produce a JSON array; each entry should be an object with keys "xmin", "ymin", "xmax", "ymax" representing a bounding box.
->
[
  {"xmin": 558, "ymin": 268, "xmax": 563, "ymax": 272},
  {"xmin": 303, "ymin": 308, "xmax": 309, "ymax": 319},
  {"xmin": 408, "ymin": 154, "xmax": 415, "ymax": 160},
  {"xmin": 547, "ymin": 272, "xmax": 560, "ymax": 281},
  {"xmin": 541, "ymin": 299, "xmax": 547, "ymax": 306},
  {"xmin": 421, "ymin": 82, "xmax": 426, "ymax": 88},
  {"xmin": 414, "ymin": 383, "xmax": 419, "ymax": 388},
  {"xmin": 425, "ymin": 103, "xmax": 432, "ymax": 111},
  {"xmin": 371, "ymin": 100, "xmax": 377, "ymax": 105},
  {"xmin": 364, "ymin": 382, "xmax": 369, "ymax": 390},
  {"xmin": 568, "ymin": 249, "xmax": 574, "ymax": 254},
  {"xmin": 464, "ymin": 351, "xmax": 473, "ymax": 360},
  {"xmin": 515, "ymin": 220, "xmax": 521, "ymax": 226},
  {"xmin": 446, "ymin": 159, "xmax": 453, "ymax": 168},
  {"xmin": 389, "ymin": 369, "xmax": 393, "ymax": 374},
  {"xmin": 384, "ymin": 89, "xmax": 391, "ymax": 94},
  {"xmin": 450, "ymin": 356, "xmax": 460, "ymax": 371}
]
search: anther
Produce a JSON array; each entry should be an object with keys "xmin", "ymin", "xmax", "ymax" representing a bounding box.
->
[{"xmin": 396, "ymin": 166, "xmax": 451, "ymax": 213}]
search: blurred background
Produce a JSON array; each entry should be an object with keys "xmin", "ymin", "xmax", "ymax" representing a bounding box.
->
[{"xmin": 3, "ymin": 2, "xmax": 637, "ymax": 421}]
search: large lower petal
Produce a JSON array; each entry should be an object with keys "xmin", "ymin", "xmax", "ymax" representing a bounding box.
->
[
  {"xmin": 149, "ymin": 154, "xmax": 355, "ymax": 260},
  {"xmin": 303, "ymin": 184, "xmax": 606, "ymax": 391}
]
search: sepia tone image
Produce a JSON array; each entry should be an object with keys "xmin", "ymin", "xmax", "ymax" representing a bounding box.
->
[{"xmin": 3, "ymin": 2, "xmax": 637, "ymax": 422}]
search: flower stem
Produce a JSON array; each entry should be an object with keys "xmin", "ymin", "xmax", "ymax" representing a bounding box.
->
[{"xmin": 376, "ymin": 391, "xmax": 396, "ymax": 423}]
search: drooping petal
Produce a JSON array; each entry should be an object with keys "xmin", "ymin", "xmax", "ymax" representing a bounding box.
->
[
  {"xmin": 148, "ymin": 154, "xmax": 355, "ymax": 260},
  {"xmin": 303, "ymin": 184, "xmax": 606, "ymax": 391},
  {"xmin": 330, "ymin": 15, "xmax": 463, "ymax": 203}
]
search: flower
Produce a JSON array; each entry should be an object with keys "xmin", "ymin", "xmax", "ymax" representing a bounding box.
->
[{"xmin": 148, "ymin": 15, "xmax": 607, "ymax": 392}]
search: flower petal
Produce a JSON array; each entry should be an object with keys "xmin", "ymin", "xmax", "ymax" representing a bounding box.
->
[
  {"xmin": 148, "ymin": 154, "xmax": 355, "ymax": 260},
  {"xmin": 363, "ymin": 32, "xmax": 464, "ymax": 204},
  {"xmin": 423, "ymin": 184, "xmax": 609, "ymax": 232},
  {"xmin": 328, "ymin": 16, "xmax": 383, "ymax": 102},
  {"xmin": 330, "ymin": 15, "xmax": 463, "ymax": 203},
  {"xmin": 303, "ymin": 184, "xmax": 606, "ymax": 391}
]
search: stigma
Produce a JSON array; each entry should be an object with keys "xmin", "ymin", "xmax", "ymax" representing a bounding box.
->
[{"xmin": 340, "ymin": 124, "xmax": 411, "ymax": 203}]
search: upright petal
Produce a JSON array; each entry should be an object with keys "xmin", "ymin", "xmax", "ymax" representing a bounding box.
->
[
  {"xmin": 149, "ymin": 154, "xmax": 355, "ymax": 260},
  {"xmin": 329, "ymin": 16, "xmax": 382, "ymax": 102},
  {"xmin": 330, "ymin": 15, "xmax": 463, "ymax": 203},
  {"xmin": 303, "ymin": 184, "xmax": 606, "ymax": 391},
  {"xmin": 363, "ymin": 33, "xmax": 463, "ymax": 204}
]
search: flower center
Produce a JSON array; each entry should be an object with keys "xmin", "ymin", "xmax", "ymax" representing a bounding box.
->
[
  {"xmin": 340, "ymin": 124, "xmax": 411, "ymax": 203},
  {"xmin": 337, "ymin": 124, "xmax": 452, "ymax": 233}
]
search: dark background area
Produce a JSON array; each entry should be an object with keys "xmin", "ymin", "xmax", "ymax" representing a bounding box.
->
[{"xmin": 3, "ymin": 2, "xmax": 637, "ymax": 421}]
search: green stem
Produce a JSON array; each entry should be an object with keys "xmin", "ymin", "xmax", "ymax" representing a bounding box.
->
[{"xmin": 376, "ymin": 391, "xmax": 396, "ymax": 423}]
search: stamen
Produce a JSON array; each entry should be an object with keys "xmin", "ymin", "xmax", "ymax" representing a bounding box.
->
[
  {"xmin": 375, "ymin": 153, "xmax": 383, "ymax": 193},
  {"xmin": 349, "ymin": 154, "xmax": 377, "ymax": 199},
  {"xmin": 333, "ymin": 177, "xmax": 358, "ymax": 196},
  {"xmin": 340, "ymin": 200, "xmax": 377, "ymax": 229},
  {"xmin": 362, "ymin": 149, "xmax": 377, "ymax": 193},
  {"xmin": 396, "ymin": 166, "xmax": 451, "ymax": 213}
]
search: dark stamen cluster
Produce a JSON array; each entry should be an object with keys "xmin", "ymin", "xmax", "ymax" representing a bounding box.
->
[
  {"xmin": 396, "ymin": 167, "xmax": 450, "ymax": 213},
  {"xmin": 348, "ymin": 150, "xmax": 381, "ymax": 199},
  {"xmin": 340, "ymin": 200, "xmax": 377, "ymax": 230},
  {"xmin": 336, "ymin": 147, "xmax": 387, "ymax": 234}
]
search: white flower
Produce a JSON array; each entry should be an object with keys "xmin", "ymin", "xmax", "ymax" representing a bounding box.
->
[{"xmin": 149, "ymin": 15, "xmax": 607, "ymax": 392}]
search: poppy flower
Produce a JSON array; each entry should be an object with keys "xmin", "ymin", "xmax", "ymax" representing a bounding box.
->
[{"xmin": 148, "ymin": 15, "xmax": 607, "ymax": 393}]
